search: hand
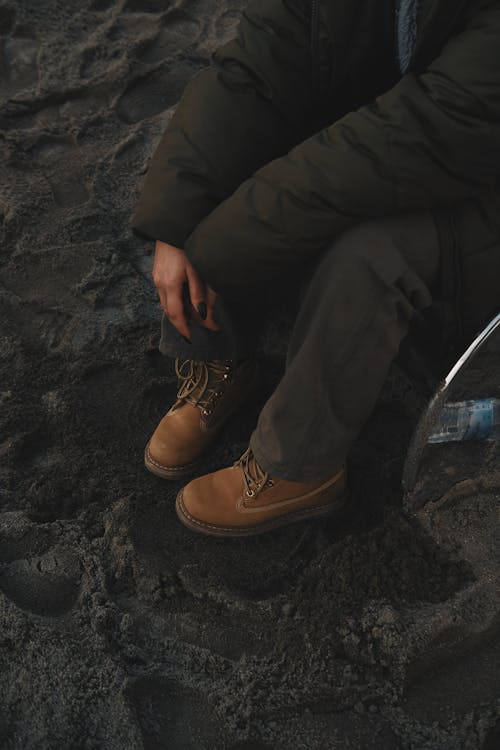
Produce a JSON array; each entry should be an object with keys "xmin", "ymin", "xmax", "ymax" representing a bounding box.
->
[{"xmin": 152, "ymin": 240, "xmax": 220, "ymax": 340}]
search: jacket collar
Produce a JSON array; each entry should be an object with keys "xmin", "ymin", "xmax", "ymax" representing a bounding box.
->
[{"xmin": 412, "ymin": 0, "xmax": 470, "ymax": 70}]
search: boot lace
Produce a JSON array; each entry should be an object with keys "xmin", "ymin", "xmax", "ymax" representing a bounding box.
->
[
  {"xmin": 235, "ymin": 447, "xmax": 274, "ymax": 498},
  {"xmin": 175, "ymin": 358, "xmax": 233, "ymax": 417}
]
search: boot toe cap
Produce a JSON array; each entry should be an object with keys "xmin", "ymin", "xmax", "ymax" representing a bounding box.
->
[
  {"xmin": 177, "ymin": 476, "xmax": 221, "ymax": 529},
  {"xmin": 177, "ymin": 468, "xmax": 244, "ymax": 531}
]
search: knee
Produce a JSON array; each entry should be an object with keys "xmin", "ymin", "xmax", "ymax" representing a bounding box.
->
[
  {"xmin": 306, "ymin": 219, "xmax": 433, "ymax": 314},
  {"xmin": 320, "ymin": 221, "xmax": 409, "ymax": 288}
]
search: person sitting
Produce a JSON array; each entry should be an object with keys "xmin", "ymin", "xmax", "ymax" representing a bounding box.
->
[{"xmin": 133, "ymin": 0, "xmax": 500, "ymax": 536}]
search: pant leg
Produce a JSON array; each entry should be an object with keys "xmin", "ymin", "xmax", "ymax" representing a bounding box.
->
[
  {"xmin": 158, "ymin": 293, "xmax": 258, "ymax": 362},
  {"xmin": 158, "ymin": 270, "xmax": 303, "ymax": 362},
  {"xmin": 249, "ymin": 211, "xmax": 441, "ymax": 483}
]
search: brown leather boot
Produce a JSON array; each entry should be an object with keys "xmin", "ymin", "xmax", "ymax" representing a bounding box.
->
[
  {"xmin": 176, "ymin": 447, "xmax": 348, "ymax": 536},
  {"xmin": 144, "ymin": 358, "xmax": 259, "ymax": 479}
]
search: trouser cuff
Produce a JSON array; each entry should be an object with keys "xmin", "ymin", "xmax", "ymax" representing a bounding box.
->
[{"xmin": 249, "ymin": 432, "xmax": 343, "ymax": 484}]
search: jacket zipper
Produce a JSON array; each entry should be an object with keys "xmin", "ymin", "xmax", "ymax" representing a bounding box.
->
[{"xmin": 311, "ymin": 0, "xmax": 321, "ymax": 100}]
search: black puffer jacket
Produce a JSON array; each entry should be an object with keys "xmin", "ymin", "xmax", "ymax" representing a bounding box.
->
[{"xmin": 133, "ymin": 0, "xmax": 500, "ymax": 346}]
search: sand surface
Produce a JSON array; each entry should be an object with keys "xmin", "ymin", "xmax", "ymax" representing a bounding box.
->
[{"xmin": 0, "ymin": 1, "xmax": 499, "ymax": 748}]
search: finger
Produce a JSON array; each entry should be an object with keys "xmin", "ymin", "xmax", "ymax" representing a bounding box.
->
[
  {"xmin": 190, "ymin": 307, "xmax": 220, "ymax": 332},
  {"xmin": 155, "ymin": 281, "xmax": 174, "ymax": 319},
  {"xmin": 156, "ymin": 285, "xmax": 169, "ymax": 315},
  {"xmin": 190, "ymin": 289, "xmax": 220, "ymax": 332},
  {"xmin": 204, "ymin": 286, "xmax": 220, "ymax": 331},
  {"xmin": 166, "ymin": 284, "xmax": 191, "ymax": 341},
  {"xmin": 152, "ymin": 261, "xmax": 168, "ymax": 308},
  {"xmin": 186, "ymin": 265, "xmax": 207, "ymax": 320}
]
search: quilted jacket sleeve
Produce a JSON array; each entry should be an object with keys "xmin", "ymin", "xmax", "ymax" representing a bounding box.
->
[
  {"xmin": 183, "ymin": 2, "xmax": 500, "ymax": 298},
  {"xmin": 132, "ymin": 0, "xmax": 313, "ymax": 248}
]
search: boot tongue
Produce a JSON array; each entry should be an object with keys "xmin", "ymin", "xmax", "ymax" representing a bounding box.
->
[
  {"xmin": 237, "ymin": 448, "xmax": 269, "ymax": 496},
  {"xmin": 175, "ymin": 359, "xmax": 231, "ymax": 408},
  {"xmin": 175, "ymin": 360, "xmax": 208, "ymax": 406}
]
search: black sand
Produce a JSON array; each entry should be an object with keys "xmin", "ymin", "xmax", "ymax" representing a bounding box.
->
[{"xmin": 0, "ymin": 1, "xmax": 499, "ymax": 748}]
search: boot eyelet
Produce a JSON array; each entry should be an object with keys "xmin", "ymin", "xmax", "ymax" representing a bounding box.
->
[
  {"xmin": 246, "ymin": 489, "xmax": 255, "ymax": 498},
  {"xmin": 203, "ymin": 409, "xmax": 211, "ymax": 417}
]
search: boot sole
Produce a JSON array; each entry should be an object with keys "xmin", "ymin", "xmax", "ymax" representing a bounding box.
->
[
  {"xmin": 144, "ymin": 364, "xmax": 260, "ymax": 481},
  {"xmin": 144, "ymin": 441, "xmax": 203, "ymax": 480},
  {"xmin": 175, "ymin": 488, "xmax": 349, "ymax": 537}
]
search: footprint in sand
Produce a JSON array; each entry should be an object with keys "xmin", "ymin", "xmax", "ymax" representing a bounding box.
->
[
  {"xmin": 32, "ymin": 135, "xmax": 89, "ymax": 208},
  {"xmin": 15, "ymin": 426, "xmax": 62, "ymax": 471},
  {"xmin": 134, "ymin": 14, "xmax": 202, "ymax": 62},
  {"xmin": 123, "ymin": 0, "xmax": 171, "ymax": 12},
  {"xmin": 129, "ymin": 677, "xmax": 227, "ymax": 750},
  {"xmin": 0, "ymin": 6, "xmax": 17, "ymax": 35},
  {"xmin": 89, "ymin": 0, "xmax": 116, "ymax": 11},
  {"xmin": 0, "ymin": 34, "xmax": 39, "ymax": 89},
  {"xmin": 0, "ymin": 535, "xmax": 81, "ymax": 617},
  {"xmin": 77, "ymin": 362, "xmax": 174, "ymax": 447},
  {"xmin": 116, "ymin": 60, "xmax": 198, "ymax": 124}
]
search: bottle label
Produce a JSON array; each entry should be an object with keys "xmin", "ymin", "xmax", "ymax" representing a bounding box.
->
[
  {"xmin": 428, "ymin": 398, "xmax": 496, "ymax": 443},
  {"xmin": 463, "ymin": 400, "xmax": 493, "ymax": 440}
]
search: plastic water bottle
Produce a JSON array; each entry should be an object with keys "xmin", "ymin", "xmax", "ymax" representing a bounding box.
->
[{"xmin": 428, "ymin": 398, "xmax": 500, "ymax": 443}]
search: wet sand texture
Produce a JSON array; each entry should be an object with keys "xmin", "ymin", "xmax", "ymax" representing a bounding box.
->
[{"xmin": 0, "ymin": 1, "xmax": 499, "ymax": 748}]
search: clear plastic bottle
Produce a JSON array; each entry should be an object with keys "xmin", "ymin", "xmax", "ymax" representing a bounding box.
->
[{"xmin": 428, "ymin": 398, "xmax": 500, "ymax": 443}]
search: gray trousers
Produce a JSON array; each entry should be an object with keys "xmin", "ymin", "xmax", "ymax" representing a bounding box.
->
[{"xmin": 159, "ymin": 212, "xmax": 440, "ymax": 482}]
